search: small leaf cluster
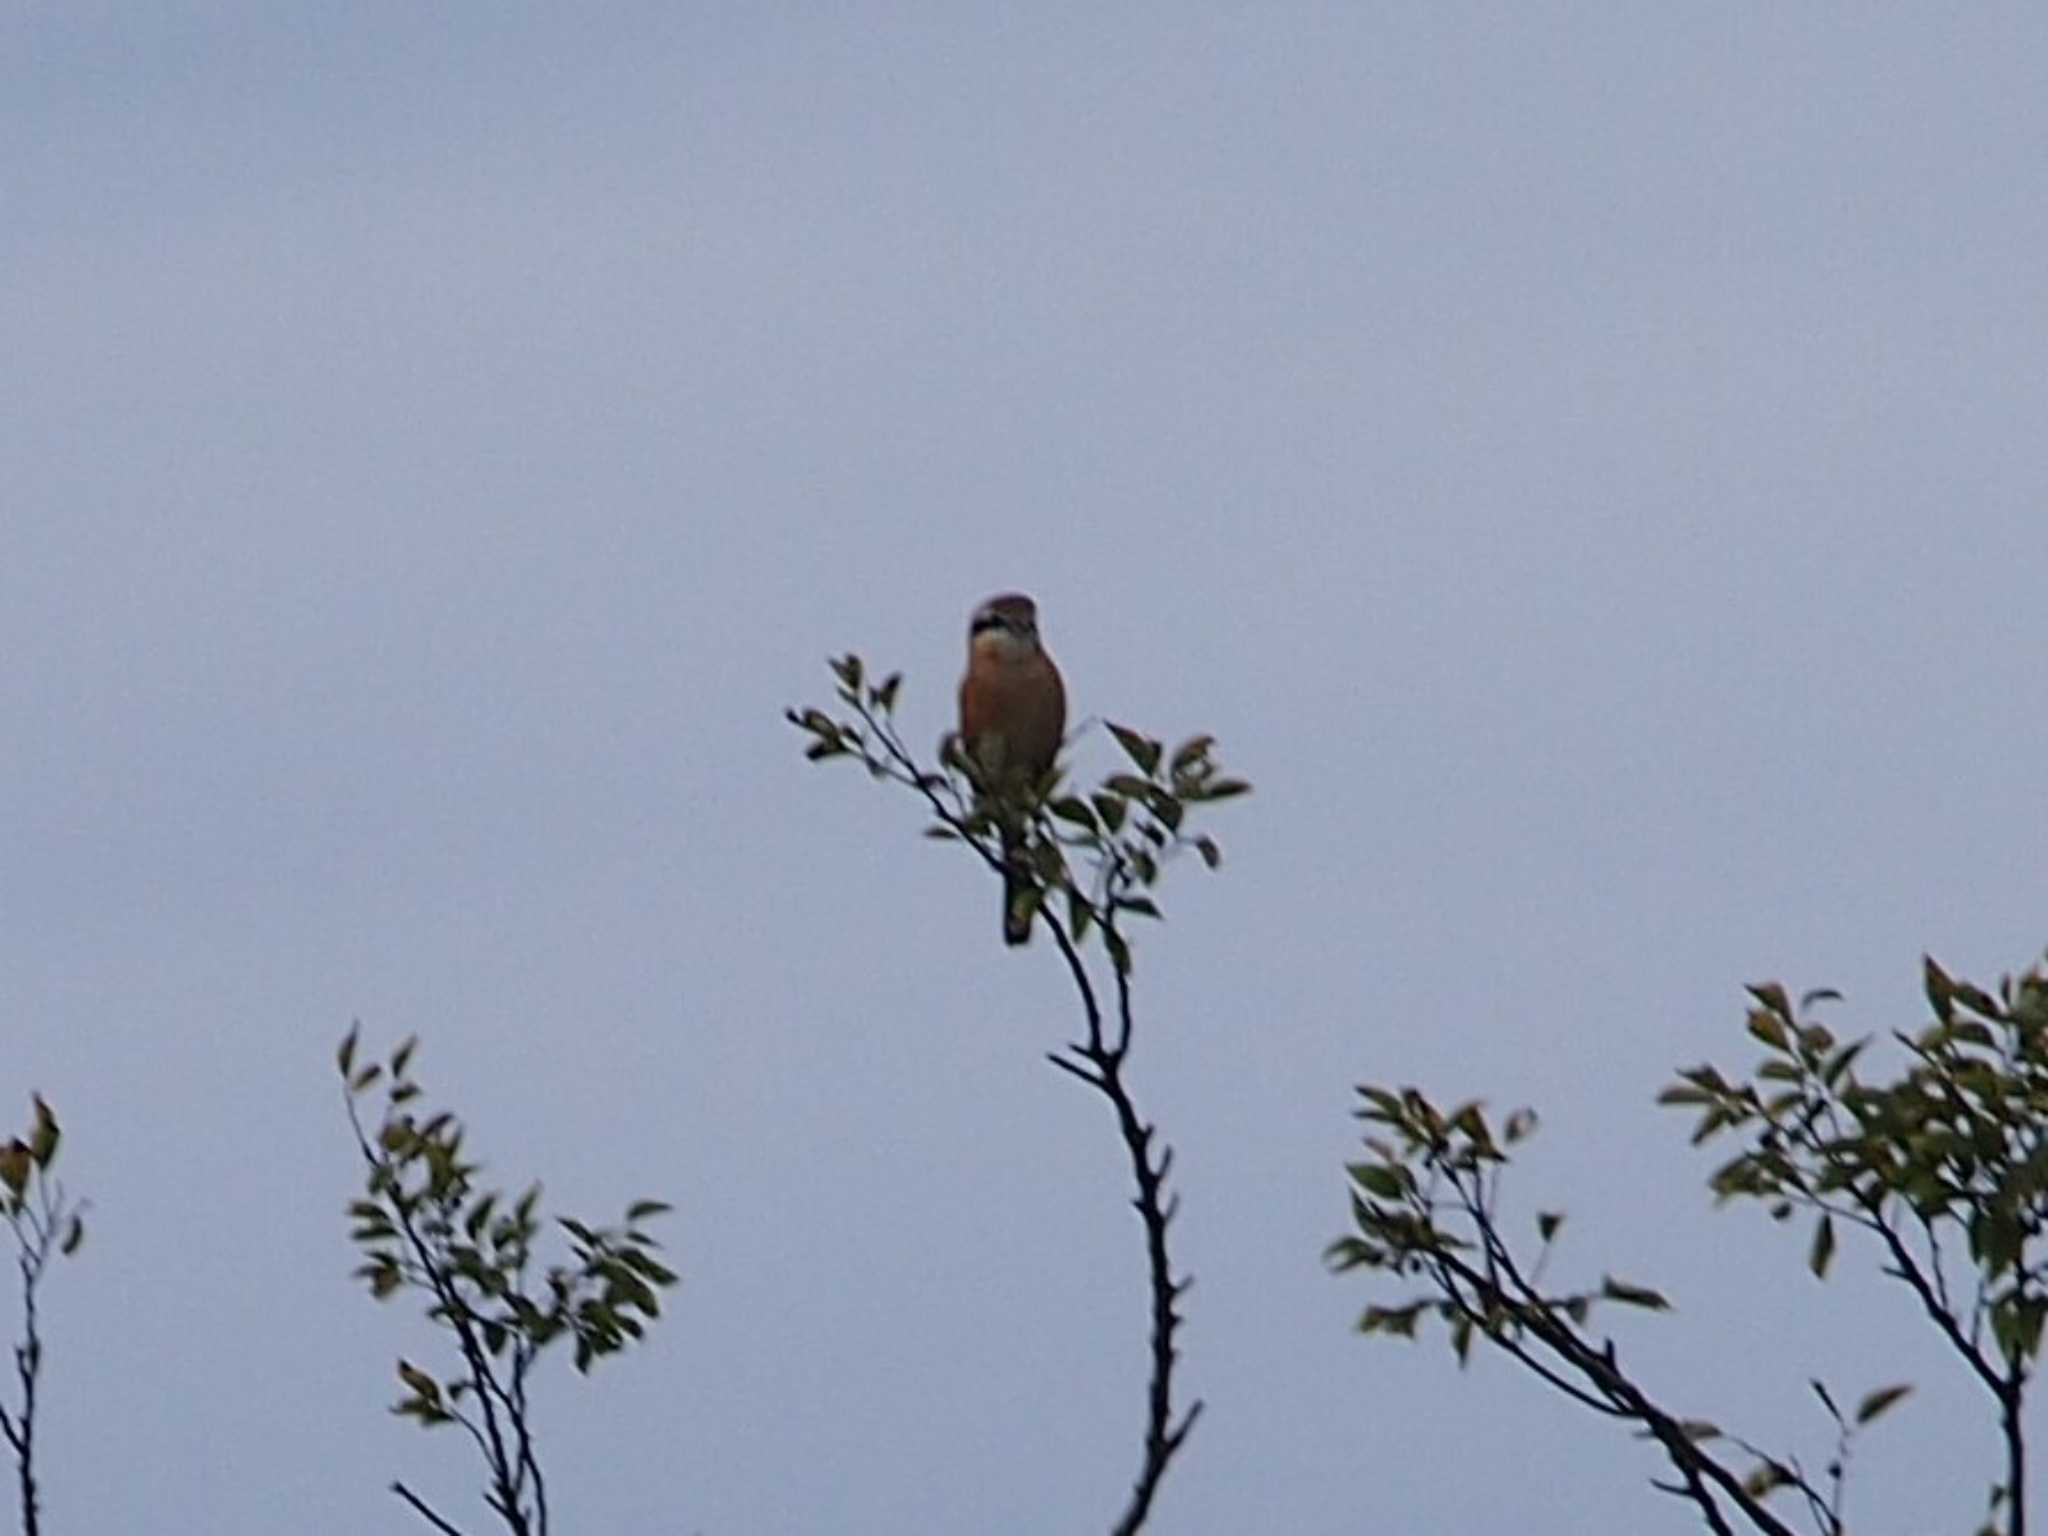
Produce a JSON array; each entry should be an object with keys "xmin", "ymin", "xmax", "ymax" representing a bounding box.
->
[
  {"xmin": 1665, "ymin": 960, "xmax": 2048, "ymax": 1369},
  {"xmin": 1037, "ymin": 721, "xmax": 1247, "ymax": 965},
  {"xmin": 1325, "ymin": 1086, "xmax": 1658, "ymax": 1362},
  {"xmin": 0, "ymin": 1097, "xmax": 85, "ymax": 1260},
  {"xmin": 787, "ymin": 654, "xmax": 902, "ymax": 770},
  {"xmin": 338, "ymin": 1027, "xmax": 678, "ymax": 1423},
  {"xmin": 787, "ymin": 653, "xmax": 1247, "ymax": 970}
]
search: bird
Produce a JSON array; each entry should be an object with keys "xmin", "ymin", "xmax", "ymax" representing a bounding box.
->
[{"xmin": 957, "ymin": 592, "xmax": 1067, "ymax": 945}]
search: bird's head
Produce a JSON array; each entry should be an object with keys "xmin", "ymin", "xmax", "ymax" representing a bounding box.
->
[{"xmin": 968, "ymin": 593, "xmax": 1044, "ymax": 659}]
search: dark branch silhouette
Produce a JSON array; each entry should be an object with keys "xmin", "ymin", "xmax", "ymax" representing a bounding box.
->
[
  {"xmin": 1041, "ymin": 909, "xmax": 1203, "ymax": 1534},
  {"xmin": 790, "ymin": 655, "xmax": 1246, "ymax": 1532},
  {"xmin": 0, "ymin": 1098, "xmax": 86, "ymax": 1536}
]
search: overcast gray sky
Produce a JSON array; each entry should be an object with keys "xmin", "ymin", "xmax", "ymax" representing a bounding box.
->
[{"xmin": 5, "ymin": 5, "xmax": 2046, "ymax": 1532}]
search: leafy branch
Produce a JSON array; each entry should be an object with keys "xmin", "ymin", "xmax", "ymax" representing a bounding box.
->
[
  {"xmin": 1665, "ymin": 959, "xmax": 2048, "ymax": 1536},
  {"xmin": 1327, "ymin": 1086, "xmax": 1907, "ymax": 1536},
  {"xmin": 0, "ymin": 1097, "xmax": 86, "ymax": 1536},
  {"xmin": 789, "ymin": 653, "xmax": 1248, "ymax": 1533},
  {"xmin": 337, "ymin": 1029, "xmax": 678, "ymax": 1536}
]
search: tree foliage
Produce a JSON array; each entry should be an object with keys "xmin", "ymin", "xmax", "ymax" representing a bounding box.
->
[
  {"xmin": 337, "ymin": 1028, "xmax": 678, "ymax": 1536},
  {"xmin": 1332, "ymin": 955, "xmax": 2048, "ymax": 1536}
]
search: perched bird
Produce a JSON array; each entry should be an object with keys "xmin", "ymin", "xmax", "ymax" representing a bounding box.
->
[{"xmin": 957, "ymin": 593, "xmax": 1067, "ymax": 945}]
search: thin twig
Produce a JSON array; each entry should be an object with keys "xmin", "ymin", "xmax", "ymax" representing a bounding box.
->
[
  {"xmin": 3, "ymin": 1191, "xmax": 66, "ymax": 1536},
  {"xmin": 1043, "ymin": 908, "xmax": 1201, "ymax": 1535},
  {"xmin": 2002, "ymin": 1362, "xmax": 2027, "ymax": 1536},
  {"xmin": 12, "ymin": 1252, "xmax": 39, "ymax": 1536},
  {"xmin": 1425, "ymin": 1171, "xmax": 1803, "ymax": 1536},
  {"xmin": 1864, "ymin": 1202, "xmax": 2003, "ymax": 1398},
  {"xmin": 392, "ymin": 1480, "xmax": 473, "ymax": 1536}
]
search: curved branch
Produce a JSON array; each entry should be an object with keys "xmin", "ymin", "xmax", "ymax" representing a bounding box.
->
[
  {"xmin": 808, "ymin": 683, "xmax": 1218, "ymax": 1532},
  {"xmin": 1431, "ymin": 1168, "xmax": 1804, "ymax": 1536},
  {"xmin": 393, "ymin": 1480, "xmax": 472, "ymax": 1536},
  {"xmin": 1044, "ymin": 911, "xmax": 1201, "ymax": 1535}
]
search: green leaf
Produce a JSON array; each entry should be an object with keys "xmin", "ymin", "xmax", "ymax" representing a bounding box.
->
[
  {"xmin": 1048, "ymin": 797, "xmax": 1099, "ymax": 831},
  {"xmin": 390, "ymin": 1036, "xmax": 418, "ymax": 1078},
  {"xmin": 1924, "ymin": 956, "xmax": 1955, "ymax": 1023},
  {"xmin": 1170, "ymin": 735, "xmax": 1215, "ymax": 773},
  {"xmin": 1600, "ymin": 1276, "xmax": 1671, "ymax": 1311},
  {"xmin": 27, "ymin": 1096, "xmax": 59, "ymax": 1169},
  {"xmin": 621, "ymin": 1249, "xmax": 681, "ymax": 1286},
  {"xmin": 0, "ymin": 1141, "xmax": 29, "ymax": 1199},
  {"xmin": 1747, "ymin": 1010, "xmax": 1790, "ymax": 1050},
  {"xmin": 1656, "ymin": 1083, "xmax": 1712, "ymax": 1106},
  {"xmin": 1106, "ymin": 722, "xmax": 1162, "ymax": 776},
  {"xmin": 1855, "ymin": 1383, "xmax": 1912, "ymax": 1425},
  {"xmin": 1742, "ymin": 1461, "xmax": 1792, "ymax": 1499},
  {"xmin": 1536, "ymin": 1212, "xmax": 1564, "ymax": 1243},
  {"xmin": 60, "ymin": 1215, "xmax": 84, "ymax": 1256},
  {"xmin": 1203, "ymin": 777, "xmax": 1251, "ymax": 800},
  {"xmin": 1193, "ymin": 835, "xmax": 1221, "ymax": 870},
  {"xmin": 1746, "ymin": 982, "xmax": 1793, "ymax": 1019},
  {"xmin": 1358, "ymin": 1302, "xmax": 1423, "ymax": 1338},
  {"xmin": 870, "ymin": 672, "xmax": 901, "ymax": 712},
  {"xmin": 1809, "ymin": 1214, "xmax": 1835, "ymax": 1279},
  {"xmin": 397, "ymin": 1360, "xmax": 441, "ymax": 1404},
  {"xmin": 626, "ymin": 1199, "xmax": 672, "ymax": 1222},
  {"xmin": 1090, "ymin": 793, "xmax": 1128, "ymax": 834},
  {"xmin": 1449, "ymin": 1313, "xmax": 1474, "ymax": 1365},
  {"xmin": 1822, "ymin": 1039, "xmax": 1867, "ymax": 1088},
  {"xmin": 1323, "ymin": 1236, "xmax": 1379, "ymax": 1272},
  {"xmin": 337, "ymin": 1025, "xmax": 360, "ymax": 1079},
  {"xmin": 1971, "ymin": 1207, "xmax": 2024, "ymax": 1277},
  {"xmin": 1348, "ymin": 1162, "xmax": 1406, "ymax": 1200}
]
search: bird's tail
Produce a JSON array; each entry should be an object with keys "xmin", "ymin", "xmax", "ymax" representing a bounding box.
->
[{"xmin": 1001, "ymin": 825, "xmax": 1033, "ymax": 946}]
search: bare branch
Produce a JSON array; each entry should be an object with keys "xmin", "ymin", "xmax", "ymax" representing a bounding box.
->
[
  {"xmin": 392, "ymin": 1480, "xmax": 473, "ymax": 1536},
  {"xmin": 1042, "ymin": 907, "xmax": 1201, "ymax": 1535}
]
